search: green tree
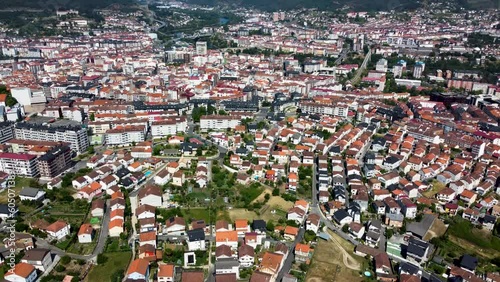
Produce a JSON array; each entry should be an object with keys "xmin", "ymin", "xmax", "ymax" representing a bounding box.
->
[
  {"xmin": 60, "ymin": 255, "xmax": 71, "ymax": 265},
  {"xmin": 342, "ymin": 224, "xmax": 349, "ymax": 233}
]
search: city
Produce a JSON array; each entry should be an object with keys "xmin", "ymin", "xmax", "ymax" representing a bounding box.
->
[{"xmin": 0, "ymin": 1, "xmax": 498, "ymax": 282}]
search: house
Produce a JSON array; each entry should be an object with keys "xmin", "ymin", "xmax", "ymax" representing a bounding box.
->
[
  {"xmin": 287, "ymin": 207, "xmax": 306, "ymax": 224},
  {"xmin": 165, "ymin": 217, "xmax": 186, "ymax": 235},
  {"xmin": 109, "ymin": 219, "xmax": 124, "ymax": 237},
  {"xmin": 4, "ymin": 263, "xmax": 37, "ymax": 282},
  {"xmin": 215, "ymin": 220, "xmax": 231, "ymax": 232},
  {"xmin": 239, "ymin": 244, "xmax": 255, "ymax": 267},
  {"xmin": 216, "ymin": 231, "xmax": 239, "ymax": 249},
  {"xmin": 349, "ymin": 222, "xmax": 365, "ymax": 239},
  {"xmin": 100, "ymin": 174, "xmax": 119, "ymax": 190},
  {"xmin": 139, "ymin": 218, "xmax": 156, "ymax": 233},
  {"xmin": 19, "ymin": 187, "xmax": 45, "ymax": 201},
  {"xmin": 21, "ymin": 248, "xmax": 52, "ymax": 272},
  {"xmin": 127, "ymin": 258, "xmax": 150, "ymax": 281},
  {"xmin": 181, "ymin": 271, "xmax": 204, "ymax": 282},
  {"xmin": 234, "ymin": 219, "xmax": 250, "ymax": 237},
  {"xmin": 46, "ymin": 220, "xmax": 70, "ymax": 240},
  {"xmin": 110, "ymin": 208, "xmax": 124, "ymax": 222},
  {"xmin": 374, "ymin": 252, "xmax": 392, "ymax": 274},
  {"xmin": 78, "ymin": 224, "xmax": 94, "ymax": 243},
  {"xmin": 139, "ymin": 184, "xmax": 163, "ymax": 207},
  {"xmin": 158, "ymin": 264, "xmax": 175, "ymax": 282},
  {"xmin": 482, "ymin": 214, "xmax": 496, "ymax": 231},
  {"xmin": 187, "ymin": 228, "xmax": 206, "ymax": 251},
  {"xmin": 172, "ymin": 171, "xmax": 185, "ymax": 186},
  {"xmin": 460, "ymin": 190, "xmax": 478, "ymax": 206},
  {"xmin": 295, "ymin": 243, "xmax": 312, "ymax": 263},
  {"xmin": 249, "ymin": 271, "xmax": 273, "ymax": 282},
  {"xmin": 258, "ymin": 252, "xmax": 284, "ymax": 280},
  {"xmin": 91, "ymin": 200, "xmax": 105, "ymax": 217},
  {"xmin": 333, "ymin": 209, "xmax": 353, "ymax": 225},
  {"xmin": 463, "ymin": 208, "xmax": 480, "ymax": 223},
  {"xmin": 406, "ymin": 237, "xmax": 430, "ymax": 265},
  {"xmin": 110, "ymin": 197, "xmax": 125, "ymax": 211},
  {"xmin": 138, "ymin": 244, "xmax": 156, "ymax": 261},
  {"xmin": 366, "ymin": 230, "xmax": 381, "ymax": 247},
  {"xmin": 460, "ymin": 254, "xmax": 478, "ymax": 273},
  {"xmin": 306, "ymin": 213, "xmax": 321, "ymax": 234},
  {"xmin": 284, "ymin": 226, "xmax": 299, "ymax": 240},
  {"xmin": 385, "ymin": 213, "xmax": 404, "ymax": 228},
  {"xmin": 136, "ymin": 204, "xmax": 156, "ymax": 220},
  {"xmin": 436, "ymin": 187, "xmax": 456, "ymax": 203},
  {"xmin": 398, "ymin": 198, "xmax": 417, "ymax": 219},
  {"xmin": 215, "ymin": 258, "xmax": 240, "ymax": 279},
  {"xmin": 139, "ymin": 231, "xmax": 157, "ymax": 248},
  {"xmin": 216, "ymin": 245, "xmax": 232, "ymax": 261},
  {"xmin": 252, "ymin": 220, "xmax": 267, "ymax": 234}
]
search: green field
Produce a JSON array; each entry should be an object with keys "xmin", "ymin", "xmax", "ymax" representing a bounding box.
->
[{"xmin": 86, "ymin": 252, "xmax": 131, "ymax": 282}]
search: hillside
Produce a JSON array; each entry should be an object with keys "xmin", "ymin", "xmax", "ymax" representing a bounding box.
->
[
  {"xmin": 181, "ymin": 0, "xmax": 497, "ymax": 11},
  {"xmin": 0, "ymin": 0, "xmax": 134, "ymax": 12}
]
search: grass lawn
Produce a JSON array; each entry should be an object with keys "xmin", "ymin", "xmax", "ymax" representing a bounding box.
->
[
  {"xmin": 0, "ymin": 177, "xmax": 35, "ymax": 202},
  {"xmin": 67, "ymin": 230, "xmax": 99, "ymax": 255},
  {"xmin": 85, "ymin": 252, "xmax": 131, "ymax": 282},
  {"xmin": 228, "ymin": 208, "xmax": 259, "ymax": 221},
  {"xmin": 448, "ymin": 218, "xmax": 500, "ymax": 253}
]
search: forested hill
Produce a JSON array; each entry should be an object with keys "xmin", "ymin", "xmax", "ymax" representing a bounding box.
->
[
  {"xmin": 180, "ymin": 0, "xmax": 497, "ymax": 11},
  {"xmin": 0, "ymin": 0, "xmax": 134, "ymax": 12}
]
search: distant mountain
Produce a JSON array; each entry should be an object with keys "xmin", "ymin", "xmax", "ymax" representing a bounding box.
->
[{"xmin": 181, "ymin": 0, "xmax": 496, "ymax": 11}]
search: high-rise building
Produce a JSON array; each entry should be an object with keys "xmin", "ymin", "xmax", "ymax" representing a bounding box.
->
[
  {"xmin": 413, "ymin": 61, "xmax": 425, "ymax": 79},
  {"xmin": 196, "ymin": 41, "xmax": 207, "ymax": 56},
  {"xmin": 0, "ymin": 152, "xmax": 39, "ymax": 177},
  {"xmin": 0, "ymin": 122, "xmax": 14, "ymax": 144},
  {"xmin": 37, "ymin": 145, "xmax": 72, "ymax": 179},
  {"xmin": 14, "ymin": 123, "xmax": 89, "ymax": 153}
]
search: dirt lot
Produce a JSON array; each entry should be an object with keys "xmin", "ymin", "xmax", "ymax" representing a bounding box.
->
[
  {"xmin": 423, "ymin": 218, "xmax": 448, "ymax": 241},
  {"xmin": 306, "ymin": 230, "xmax": 364, "ymax": 282}
]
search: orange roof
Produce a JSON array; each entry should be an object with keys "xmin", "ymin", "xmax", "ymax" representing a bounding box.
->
[
  {"xmin": 266, "ymin": 170, "xmax": 276, "ymax": 175},
  {"xmin": 5, "ymin": 263, "xmax": 35, "ymax": 278},
  {"xmin": 140, "ymin": 231, "xmax": 156, "ymax": 242},
  {"xmin": 46, "ymin": 220, "xmax": 68, "ymax": 233},
  {"xmin": 110, "ymin": 209, "xmax": 124, "ymax": 219},
  {"xmin": 461, "ymin": 190, "xmax": 476, "ymax": 199},
  {"xmin": 158, "ymin": 264, "xmax": 175, "ymax": 277},
  {"xmin": 284, "ymin": 226, "xmax": 299, "ymax": 235},
  {"xmin": 112, "ymin": 191, "xmax": 124, "ymax": 199},
  {"xmin": 78, "ymin": 224, "xmax": 93, "ymax": 236},
  {"xmin": 216, "ymin": 231, "xmax": 238, "ymax": 242},
  {"xmin": 259, "ymin": 252, "xmax": 284, "ymax": 273},
  {"xmin": 295, "ymin": 199, "xmax": 308, "ymax": 209},
  {"xmin": 295, "ymin": 243, "xmax": 311, "ymax": 253},
  {"xmin": 234, "ymin": 219, "xmax": 248, "ymax": 229},
  {"xmin": 130, "ymin": 161, "xmax": 142, "ymax": 168},
  {"xmin": 127, "ymin": 258, "xmax": 149, "ymax": 275},
  {"xmin": 109, "ymin": 219, "xmax": 124, "ymax": 229},
  {"xmin": 289, "ymin": 173, "xmax": 298, "ymax": 180}
]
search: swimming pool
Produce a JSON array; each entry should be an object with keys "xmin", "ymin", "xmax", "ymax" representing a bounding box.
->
[{"xmin": 145, "ymin": 171, "xmax": 152, "ymax": 177}]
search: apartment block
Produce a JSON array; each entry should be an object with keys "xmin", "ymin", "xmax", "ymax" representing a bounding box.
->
[
  {"xmin": 0, "ymin": 152, "xmax": 39, "ymax": 177},
  {"xmin": 14, "ymin": 123, "xmax": 89, "ymax": 153}
]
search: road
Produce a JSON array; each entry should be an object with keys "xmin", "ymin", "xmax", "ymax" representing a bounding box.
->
[
  {"xmin": 276, "ymin": 227, "xmax": 305, "ymax": 281},
  {"xmin": 92, "ymin": 199, "xmax": 111, "ymax": 259},
  {"xmin": 351, "ymin": 49, "xmax": 372, "ymax": 84}
]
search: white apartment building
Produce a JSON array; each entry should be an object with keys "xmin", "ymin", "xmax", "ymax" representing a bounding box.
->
[
  {"xmin": 105, "ymin": 126, "xmax": 146, "ymax": 146},
  {"xmin": 200, "ymin": 115, "xmax": 240, "ymax": 130},
  {"xmin": 14, "ymin": 123, "xmax": 89, "ymax": 153},
  {"xmin": 151, "ymin": 117, "xmax": 187, "ymax": 139},
  {"xmin": 300, "ymin": 102, "xmax": 349, "ymax": 118},
  {"xmin": 0, "ymin": 152, "xmax": 39, "ymax": 177}
]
